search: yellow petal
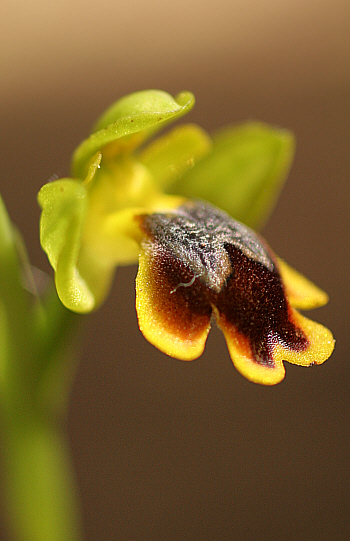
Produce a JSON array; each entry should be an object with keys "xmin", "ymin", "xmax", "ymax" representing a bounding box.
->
[{"xmin": 277, "ymin": 258, "xmax": 329, "ymax": 310}]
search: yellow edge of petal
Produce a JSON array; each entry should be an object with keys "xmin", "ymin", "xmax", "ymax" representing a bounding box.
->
[
  {"xmin": 274, "ymin": 309, "xmax": 335, "ymax": 367},
  {"xmin": 227, "ymin": 341, "xmax": 285, "ymax": 386},
  {"xmin": 135, "ymin": 252, "xmax": 210, "ymax": 361},
  {"xmin": 277, "ymin": 258, "xmax": 329, "ymax": 310},
  {"xmin": 215, "ymin": 313, "xmax": 285, "ymax": 385}
]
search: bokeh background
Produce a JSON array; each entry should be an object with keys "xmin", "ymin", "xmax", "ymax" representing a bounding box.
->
[{"xmin": 1, "ymin": 1, "xmax": 349, "ymax": 539}]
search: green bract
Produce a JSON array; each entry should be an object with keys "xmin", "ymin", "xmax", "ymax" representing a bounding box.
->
[{"xmin": 38, "ymin": 89, "xmax": 294, "ymax": 314}]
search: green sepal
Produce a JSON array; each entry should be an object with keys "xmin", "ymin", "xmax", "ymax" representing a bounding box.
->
[
  {"xmin": 138, "ymin": 124, "xmax": 212, "ymax": 190},
  {"xmin": 38, "ymin": 179, "xmax": 87, "ymax": 272},
  {"xmin": 171, "ymin": 122, "xmax": 295, "ymax": 228},
  {"xmin": 71, "ymin": 90, "xmax": 195, "ymax": 179},
  {"xmin": 38, "ymin": 152, "xmax": 121, "ymax": 313},
  {"xmin": 38, "ymin": 178, "xmax": 93, "ymax": 312}
]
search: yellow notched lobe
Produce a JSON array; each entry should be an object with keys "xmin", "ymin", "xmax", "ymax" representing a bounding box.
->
[
  {"xmin": 226, "ymin": 339, "xmax": 286, "ymax": 385},
  {"xmin": 277, "ymin": 259, "xmax": 329, "ymax": 310},
  {"xmin": 215, "ymin": 314, "xmax": 286, "ymax": 385},
  {"xmin": 136, "ymin": 249, "xmax": 211, "ymax": 361},
  {"xmin": 216, "ymin": 306, "xmax": 334, "ymax": 386}
]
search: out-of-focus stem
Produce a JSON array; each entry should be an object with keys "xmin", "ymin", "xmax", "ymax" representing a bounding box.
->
[
  {"xmin": 2, "ymin": 407, "xmax": 82, "ymax": 541},
  {"xmin": 0, "ymin": 194, "xmax": 83, "ymax": 541}
]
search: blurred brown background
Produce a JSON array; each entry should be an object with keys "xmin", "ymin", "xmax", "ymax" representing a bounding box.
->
[{"xmin": 1, "ymin": 0, "xmax": 350, "ymax": 539}]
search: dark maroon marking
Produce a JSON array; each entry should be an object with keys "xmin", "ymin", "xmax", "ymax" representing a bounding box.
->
[
  {"xmin": 138, "ymin": 200, "xmax": 309, "ymax": 366},
  {"xmin": 148, "ymin": 242, "xmax": 213, "ymax": 338},
  {"xmin": 212, "ymin": 246, "xmax": 308, "ymax": 367}
]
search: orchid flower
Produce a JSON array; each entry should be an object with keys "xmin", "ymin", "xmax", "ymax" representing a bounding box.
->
[{"xmin": 38, "ymin": 90, "xmax": 334, "ymax": 385}]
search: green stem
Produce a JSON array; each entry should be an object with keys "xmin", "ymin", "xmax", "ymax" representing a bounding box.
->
[
  {"xmin": 0, "ymin": 195, "xmax": 84, "ymax": 541},
  {"xmin": 2, "ymin": 407, "xmax": 82, "ymax": 541},
  {"xmin": 1, "ymin": 296, "xmax": 84, "ymax": 541},
  {"xmin": 1, "ymin": 292, "xmax": 83, "ymax": 541}
]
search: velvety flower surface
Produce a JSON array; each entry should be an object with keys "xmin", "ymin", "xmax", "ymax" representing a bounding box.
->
[
  {"xmin": 136, "ymin": 200, "xmax": 333, "ymax": 384},
  {"xmin": 38, "ymin": 90, "xmax": 334, "ymax": 385}
]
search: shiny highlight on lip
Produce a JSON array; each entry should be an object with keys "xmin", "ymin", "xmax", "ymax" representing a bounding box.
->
[{"xmin": 135, "ymin": 200, "xmax": 334, "ymax": 385}]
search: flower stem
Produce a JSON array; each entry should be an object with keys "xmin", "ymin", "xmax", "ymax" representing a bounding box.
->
[
  {"xmin": 2, "ymin": 408, "xmax": 82, "ymax": 541},
  {"xmin": 0, "ymin": 194, "xmax": 83, "ymax": 541}
]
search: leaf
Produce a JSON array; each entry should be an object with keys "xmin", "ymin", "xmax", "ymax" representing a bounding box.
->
[
  {"xmin": 71, "ymin": 90, "xmax": 195, "ymax": 179},
  {"xmin": 0, "ymin": 195, "xmax": 33, "ymax": 400},
  {"xmin": 0, "ymin": 193, "xmax": 29, "ymax": 313},
  {"xmin": 0, "ymin": 193, "xmax": 14, "ymax": 257},
  {"xmin": 171, "ymin": 122, "xmax": 295, "ymax": 228}
]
